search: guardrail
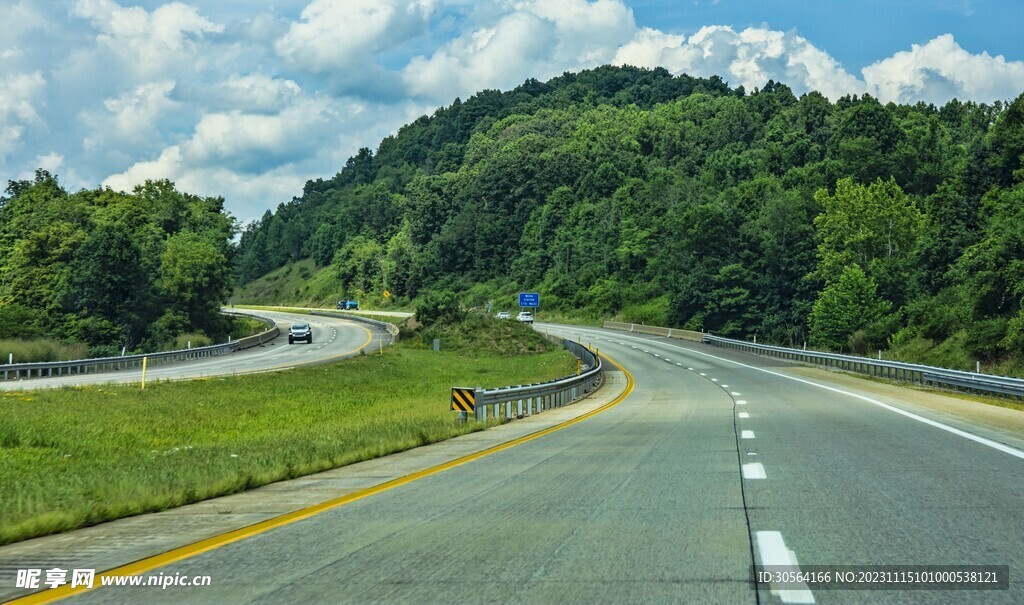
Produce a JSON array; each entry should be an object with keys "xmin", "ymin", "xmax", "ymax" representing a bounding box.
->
[
  {"xmin": 703, "ymin": 334, "xmax": 1024, "ymax": 400},
  {"xmin": 0, "ymin": 312, "xmax": 279, "ymax": 382},
  {"xmin": 603, "ymin": 321, "xmax": 703, "ymax": 342},
  {"xmin": 307, "ymin": 310, "xmax": 400, "ymax": 342},
  {"xmin": 460, "ymin": 339, "xmax": 603, "ymax": 422},
  {"xmin": 600, "ymin": 320, "xmax": 1024, "ymax": 400}
]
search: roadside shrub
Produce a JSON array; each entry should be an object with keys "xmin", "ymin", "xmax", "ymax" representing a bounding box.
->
[
  {"xmin": 416, "ymin": 290, "xmax": 464, "ymax": 326},
  {"xmin": 85, "ymin": 345, "xmax": 122, "ymax": 359},
  {"xmin": 965, "ymin": 318, "xmax": 1009, "ymax": 361},
  {"xmin": 173, "ymin": 332, "xmax": 213, "ymax": 350},
  {"xmin": 0, "ymin": 306, "xmax": 40, "ymax": 339}
]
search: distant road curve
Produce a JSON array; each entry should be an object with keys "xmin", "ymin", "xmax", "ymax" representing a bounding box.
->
[
  {"xmin": 239, "ymin": 305, "xmax": 414, "ymax": 319},
  {"xmin": 0, "ymin": 310, "xmax": 392, "ymax": 391}
]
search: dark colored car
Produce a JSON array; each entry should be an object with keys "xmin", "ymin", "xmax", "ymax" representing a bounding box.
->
[{"xmin": 337, "ymin": 300, "xmax": 359, "ymax": 310}]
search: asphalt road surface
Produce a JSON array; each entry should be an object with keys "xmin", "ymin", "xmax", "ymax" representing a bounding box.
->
[
  {"xmin": 40, "ymin": 323, "xmax": 1024, "ymax": 603},
  {"xmin": 0, "ymin": 310, "xmax": 391, "ymax": 391}
]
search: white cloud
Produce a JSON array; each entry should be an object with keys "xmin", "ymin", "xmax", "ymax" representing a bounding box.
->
[
  {"xmin": 82, "ymin": 81, "xmax": 179, "ymax": 150},
  {"xmin": 71, "ymin": 0, "xmax": 223, "ymax": 77},
  {"xmin": 614, "ymin": 25, "xmax": 865, "ymax": 100},
  {"xmin": 612, "ymin": 26, "xmax": 1024, "ymax": 105},
  {"xmin": 102, "ymin": 144, "xmax": 311, "ymax": 221},
  {"xmin": 182, "ymin": 96, "xmax": 340, "ymax": 171},
  {"xmin": 275, "ymin": 0, "xmax": 435, "ymax": 72},
  {"xmin": 215, "ymin": 74, "xmax": 302, "ymax": 112},
  {"xmin": 404, "ymin": 0, "xmax": 635, "ymax": 101},
  {"xmin": 863, "ymin": 34, "xmax": 1024, "ymax": 104},
  {"xmin": 0, "ymin": 71, "xmax": 46, "ymax": 162},
  {"xmin": 17, "ymin": 153, "xmax": 64, "ymax": 181},
  {"xmin": 613, "ymin": 27, "xmax": 685, "ymax": 69}
]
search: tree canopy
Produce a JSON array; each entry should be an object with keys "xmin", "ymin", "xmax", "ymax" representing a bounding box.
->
[{"xmin": 0, "ymin": 172, "xmax": 235, "ymax": 354}]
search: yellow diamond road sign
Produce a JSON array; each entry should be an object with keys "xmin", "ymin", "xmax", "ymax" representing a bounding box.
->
[
  {"xmin": 450, "ymin": 387, "xmax": 475, "ymax": 412},
  {"xmin": 383, "ymin": 289, "xmax": 391, "ymax": 299}
]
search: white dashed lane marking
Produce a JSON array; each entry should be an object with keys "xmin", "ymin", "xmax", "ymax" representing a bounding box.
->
[
  {"xmin": 742, "ymin": 463, "xmax": 766, "ymax": 479},
  {"xmin": 755, "ymin": 532, "xmax": 816, "ymax": 604}
]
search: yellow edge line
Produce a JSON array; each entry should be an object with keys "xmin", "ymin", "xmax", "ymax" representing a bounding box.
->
[{"xmin": 5, "ymin": 352, "xmax": 634, "ymax": 605}]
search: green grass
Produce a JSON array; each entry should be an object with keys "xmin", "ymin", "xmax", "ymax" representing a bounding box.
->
[
  {"xmin": 886, "ymin": 331, "xmax": 1024, "ymax": 378},
  {"xmin": 0, "ymin": 338, "xmax": 89, "ymax": 363},
  {"xmin": 0, "ymin": 340, "xmax": 576, "ymax": 545}
]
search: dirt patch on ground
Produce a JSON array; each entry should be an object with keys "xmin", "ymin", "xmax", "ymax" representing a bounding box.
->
[{"xmin": 783, "ymin": 366, "xmax": 1024, "ymax": 444}]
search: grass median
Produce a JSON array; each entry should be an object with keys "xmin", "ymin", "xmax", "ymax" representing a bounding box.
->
[{"xmin": 0, "ymin": 330, "xmax": 575, "ymax": 546}]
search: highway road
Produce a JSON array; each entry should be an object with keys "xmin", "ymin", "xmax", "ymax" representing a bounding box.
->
[
  {"xmin": 29, "ymin": 322, "xmax": 1017, "ymax": 604},
  {"xmin": 0, "ymin": 310, "xmax": 392, "ymax": 391}
]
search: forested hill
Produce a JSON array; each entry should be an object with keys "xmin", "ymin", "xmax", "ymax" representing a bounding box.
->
[{"xmin": 236, "ymin": 65, "xmax": 1024, "ymax": 367}]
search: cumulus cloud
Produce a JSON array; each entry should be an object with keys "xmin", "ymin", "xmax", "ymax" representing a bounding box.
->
[
  {"xmin": 181, "ymin": 97, "xmax": 340, "ymax": 172},
  {"xmin": 612, "ymin": 25, "xmax": 1024, "ymax": 105},
  {"xmin": 0, "ymin": 71, "xmax": 46, "ymax": 162},
  {"xmin": 99, "ymin": 92, "xmax": 429, "ymax": 222},
  {"xmin": 614, "ymin": 25, "xmax": 865, "ymax": 99},
  {"xmin": 863, "ymin": 34, "xmax": 1024, "ymax": 104},
  {"xmin": 213, "ymin": 74, "xmax": 303, "ymax": 113},
  {"xmin": 82, "ymin": 81, "xmax": 179, "ymax": 150},
  {"xmin": 404, "ymin": 0, "xmax": 635, "ymax": 100},
  {"xmin": 276, "ymin": 0, "xmax": 435, "ymax": 72},
  {"xmin": 103, "ymin": 144, "xmax": 313, "ymax": 220},
  {"xmin": 71, "ymin": 0, "xmax": 223, "ymax": 77}
]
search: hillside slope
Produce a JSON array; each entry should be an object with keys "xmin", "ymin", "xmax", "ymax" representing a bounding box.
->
[{"xmin": 235, "ymin": 65, "xmax": 1024, "ymax": 370}]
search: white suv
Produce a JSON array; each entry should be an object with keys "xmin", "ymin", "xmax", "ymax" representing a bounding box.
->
[
  {"xmin": 288, "ymin": 322, "xmax": 313, "ymax": 344},
  {"xmin": 515, "ymin": 311, "xmax": 534, "ymax": 323}
]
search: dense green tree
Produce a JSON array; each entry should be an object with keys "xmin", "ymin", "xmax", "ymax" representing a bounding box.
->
[
  {"xmin": 65, "ymin": 224, "xmax": 153, "ymax": 348},
  {"xmin": 810, "ymin": 265, "xmax": 890, "ymax": 350}
]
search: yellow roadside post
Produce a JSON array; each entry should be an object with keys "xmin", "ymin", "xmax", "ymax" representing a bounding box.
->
[
  {"xmin": 379, "ymin": 340, "xmax": 383, "ymax": 355},
  {"xmin": 141, "ymin": 356, "xmax": 148, "ymax": 390}
]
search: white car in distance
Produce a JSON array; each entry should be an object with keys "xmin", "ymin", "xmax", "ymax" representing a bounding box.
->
[
  {"xmin": 515, "ymin": 311, "xmax": 534, "ymax": 323},
  {"xmin": 495, "ymin": 311, "xmax": 511, "ymax": 319}
]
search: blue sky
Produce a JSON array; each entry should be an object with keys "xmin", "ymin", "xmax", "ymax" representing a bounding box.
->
[
  {"xmin": 630, "ymin": 1, "xmax": 1023, "ymax": 71},
  {"xmin": 1, "ymin": 0, "xmax": 1022, "ymax": 224}
]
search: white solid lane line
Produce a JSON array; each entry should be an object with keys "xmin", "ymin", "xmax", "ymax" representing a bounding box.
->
[{"xmin": 755, "ymin": 531, "xmax": 816, "ymax": 604}]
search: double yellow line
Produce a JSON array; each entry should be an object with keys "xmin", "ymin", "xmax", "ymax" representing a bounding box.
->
[{"xmin": 6, "ymin": 353, "xmax": 634, "ymax": 604}]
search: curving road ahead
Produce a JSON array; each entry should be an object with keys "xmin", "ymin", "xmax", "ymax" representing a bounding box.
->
[
  {"xmin": 4, "ymin": 322, "xmax": 1023, "ymax": 604},
  {"xmin": 0, "ymin": 310, "xmax": 392, "ymax": 391}
]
